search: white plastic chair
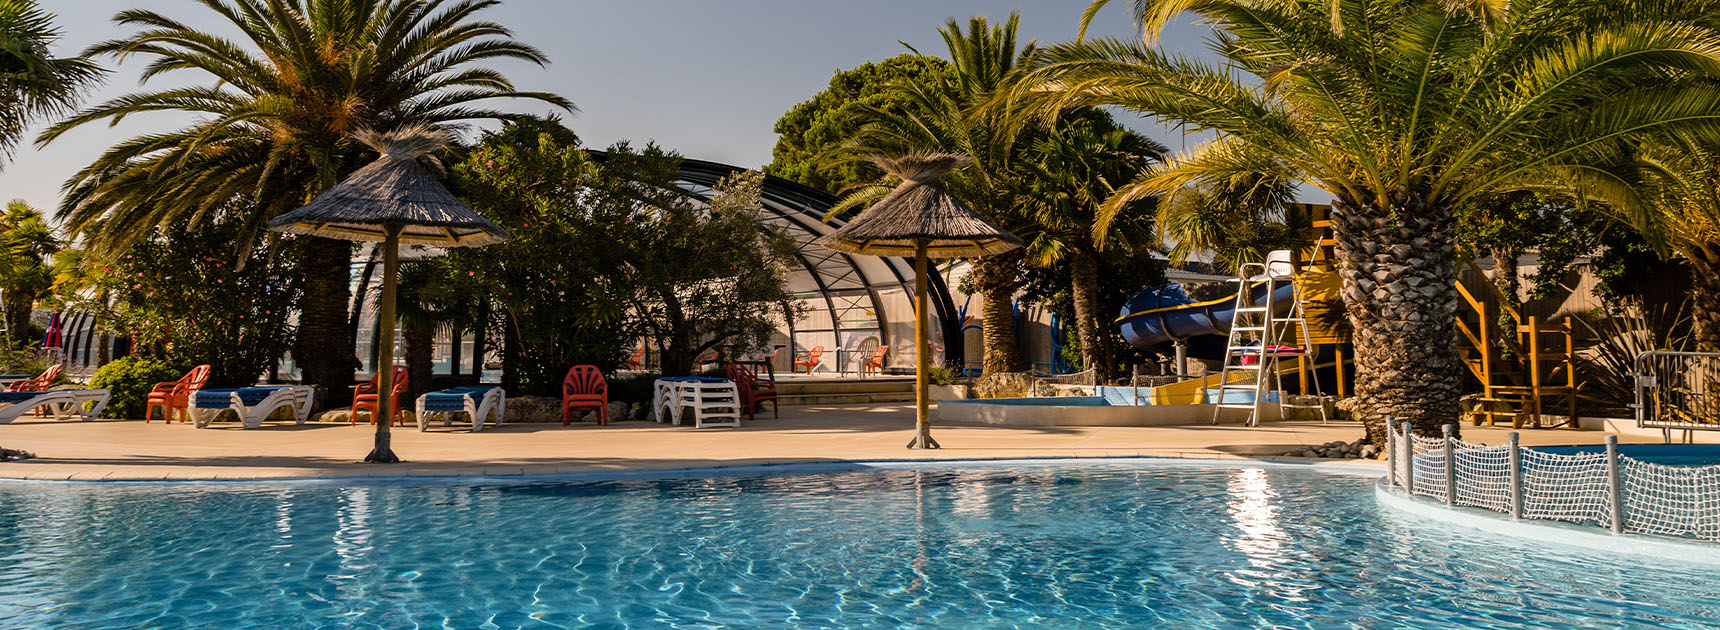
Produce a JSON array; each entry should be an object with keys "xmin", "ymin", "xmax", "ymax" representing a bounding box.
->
[{"xmin": 0, "ymin": 389, "xmax": 109, "ymax": 423}]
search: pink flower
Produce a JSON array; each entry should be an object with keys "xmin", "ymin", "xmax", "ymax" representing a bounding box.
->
[
  {"xmin": 486, "ymin": 160, "xmax": 494, "ymax": 166},
  {"xmin": 467, "ymin": 271, "xmax": 475, "ymax": 276}
]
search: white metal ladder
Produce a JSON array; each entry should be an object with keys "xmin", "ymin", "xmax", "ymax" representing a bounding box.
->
[{"xmin": 1208, "ymin": 250, "xmax": 1328, "ymax": 426}]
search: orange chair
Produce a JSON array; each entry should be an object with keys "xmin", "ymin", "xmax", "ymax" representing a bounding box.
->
[
  {"xmin": 352, "ymin": 366, "xmax": 409, "ymax": 426},
  {"xmin": 862, "ymin": 346, "xmax": 889, "ymax": 377},
  {"xmin": 625, "ymin": 346, "xmax": 645, "ymax": 370},
  {"xmin": 146, "ymin": 364, "xmax": 211, "ymax": 424},
  {"xmin": 561, "ymin": 365, "xmax": 609, "ymax": 425},
  {"xmin": 727, "ymin": 362, "xmax": 778, "ymax": 420},
  {"xmin": 5, "ymin": 364, "xmax": 60, "ymax": 392},
  {"xmin": 793, "ymin": 346, "xmax": 824, "ymax": 374}
]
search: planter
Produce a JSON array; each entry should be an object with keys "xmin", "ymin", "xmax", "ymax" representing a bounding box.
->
[{"xmin": 929, "ymin": 384, "xmax": 968, "ymax": 401}]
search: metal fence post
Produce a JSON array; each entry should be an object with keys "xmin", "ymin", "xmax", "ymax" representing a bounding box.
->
[
  {"xmin": 1508, "ymin": 432, "xmax": 1522, "ymax": 519},
  {"xmin": 1401, "ymin": 419, "xmax": 1415, "ymax": 495},
  {"xmin": 1386, "ymin": 417, "xmax": 1398, "ymax": 487},
  {"xmin": 1606, "ymin": 435, "xmax": 1623, "ymax": 533},
  {"xmin": 1442, "ymin": 424, "xmax": 1456, "ymax": 506}
]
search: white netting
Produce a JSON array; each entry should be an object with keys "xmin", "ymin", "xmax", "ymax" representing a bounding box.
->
[
  {"xmin": 1518, "ymin": 449, "xmax": 1612, "ymax": 527},
  {"xmin": 1453, "ymin": 446, "xmax": 1511, "ymax": 512},
  {"xmin": 1620, "ymin": 459, "xmax": 1720, "ymax": 539}
]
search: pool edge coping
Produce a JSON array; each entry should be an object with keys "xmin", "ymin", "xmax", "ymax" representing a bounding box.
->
[
  {"xmin": 0, "ymin": 454, "xmax": 1386, "ymax": 486},
  {"xmin": 1372, "ymin": 479, "xmax": 1720, "ymax": 564}
]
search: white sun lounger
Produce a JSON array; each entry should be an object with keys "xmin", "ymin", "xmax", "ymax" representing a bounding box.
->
[
  {"xmin": 190, "ymin": 386, "xmax": 315, "ymax": 429},
  {"xmin": 0, "ymin": 389, "xmax": 110, "ymax": 423},
  {"xmin": 415, "ymin": 386, "xmax": 506, "ymax": 432}
]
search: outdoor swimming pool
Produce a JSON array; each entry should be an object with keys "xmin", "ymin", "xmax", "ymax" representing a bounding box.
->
[{"xmin": 1, "ymin": 462, "xmax": 1717, "ymax": 629}]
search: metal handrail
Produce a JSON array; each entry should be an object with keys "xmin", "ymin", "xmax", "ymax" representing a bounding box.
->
[{"xmin": 1633, "ymin": 350, "xmax": 1720, "ymax": 441}]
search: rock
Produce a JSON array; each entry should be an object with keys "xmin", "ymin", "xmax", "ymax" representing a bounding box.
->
[
  {"xmin": 1346, "ymin": 452, "xmax": 1361, "ymax": 459},
  {"xmin": 502, "ymin": 395, "xmax": 561, "ymax": 423},
  {"xmin": 608, "ymin": 401, "xmax": 629, "ymax": 422},
  {"xmin": 312, "ymin": 408, "xmax": 351, "ymax": 424},
  {"xmin": 631, "ymin": 403, "xmax": 646, "ymax": 421},
  {"xmin": 973, "ymin": 372, "xmax": 1035, "ymax": 399},
  {"xmin": 1301, "ymin": 449, "xmax": 1317, "ymax": 458},
  {"xmin": 1360, "ymin": 445, "xmax": 1380, "ymax": 458}
]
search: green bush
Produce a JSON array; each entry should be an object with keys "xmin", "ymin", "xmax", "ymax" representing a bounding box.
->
[
  {"xmin": 0, "ymin": 341, "xmax": 54, "ymax": 377},
  {"xmin": 87, "ymin": 357, "xmax": 186, "ymax": 419},
  {"xmin": 608, "ymin": 373, "xmax": 659, "ymax": 405}
]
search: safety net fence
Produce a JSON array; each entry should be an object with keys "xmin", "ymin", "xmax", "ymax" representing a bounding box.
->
[{"xmin": 1387, "ymin": 422, "xmax": 1720, "ymax": 541}]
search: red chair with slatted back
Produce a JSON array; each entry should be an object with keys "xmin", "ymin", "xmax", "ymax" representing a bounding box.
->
[
  {"xmin": 561, "ymin": 365, "xmax": 609, "ymax": 425},
  {"xmin": 862, "ymin": 346, "xmax": 889, "ymax": 377},
  {"xmin": 6, "ymin": 364, "xmax": 60, "ymax": 392},
  {"xmin": 146, "ymin": 364, "xmax": 211, "ymax": 423},
  {"xmin": 727, "ymin": 362, "xmax": 777, "ymax": 420},
  {"xmin": 793, "ymin": 346, "xmax": 824, "ymax": 374},
  {"xmin": 352, "ymin": 366, "xmax": 409, "ymax": 426}
]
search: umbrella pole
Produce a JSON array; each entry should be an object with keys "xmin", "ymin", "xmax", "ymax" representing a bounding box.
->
[
  {"xmin": 908, "ymin": 240, "xmax": 939, "ymax": 450},
  {"xmin": 366, "ymin": 226, "xmax": 402, "ymax": 463}
]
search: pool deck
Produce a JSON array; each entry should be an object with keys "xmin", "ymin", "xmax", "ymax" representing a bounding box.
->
[{"xmin": 0, "ymin": 403, "xmax": 1693, "ymax": 481}]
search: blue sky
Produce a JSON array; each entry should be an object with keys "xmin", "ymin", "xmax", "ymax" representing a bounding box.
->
[{"xmin": 7, "ymin": 1, "xmax": 1221, "ymax": 214}]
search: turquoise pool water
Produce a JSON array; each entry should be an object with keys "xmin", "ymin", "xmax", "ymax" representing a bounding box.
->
[
  {"xmin": 1540, "ymin": 444, "xmax": 1720, "ymax": 467},
  {"xmin": 2, "ymin": 462, "xmax": 1717, "ymax": 629}
]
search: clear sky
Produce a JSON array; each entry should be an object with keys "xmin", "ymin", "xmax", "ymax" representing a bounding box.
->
[{"xmin": 6, "ymin": 0, "xmax": 1223, "ymax": 215}]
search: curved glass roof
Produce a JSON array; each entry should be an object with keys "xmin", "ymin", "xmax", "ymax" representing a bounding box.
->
[{"xmin": 654, "ymin": 155, "xmax": 965, "ymax": 374}]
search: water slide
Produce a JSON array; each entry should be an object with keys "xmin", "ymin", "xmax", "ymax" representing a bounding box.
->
[{"xmin": 1115, "ymin": 281, "xmax": 1300, "ymax": 359}]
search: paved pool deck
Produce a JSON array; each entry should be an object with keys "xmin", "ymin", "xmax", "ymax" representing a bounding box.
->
[{"xmin": 0, "ymin": 403, "xmax": 1685, "ymax": 481}]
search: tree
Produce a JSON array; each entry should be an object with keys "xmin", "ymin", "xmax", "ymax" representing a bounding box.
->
[
  {"xmin": 67, "ymin": 214, "xmax": 302, "ymax": 387},
  {"xmin": 1155, "ymin": 174, "xmax": 1307, "ymax": 275},
  {"xmin": 615, "ymin": 168, "xmax": 797, "ymax": 377},
  {"xmin": 1618, "ymin": 139, "xmax": 1720, "ymax": 350},
  {"xmin": 1004, "ymin": 0, "xmax": 1720, "ymax": 440},
  {"xmin": 0, "ymin": 200, "xmax": 57, "ymax": 344},
  {"xmin": 1018, "ymin": 113, "xmax": 1165, "ymax": 377},
  {"xmin": 843, "ymin": 13, "xmax": 1040, "ymax": 375},
  {"xmin": 0, "ymin": 0, "xmax": 100, "ymax": 163},
  {"xmin": 451, "ymin": 118, "xmax": 797, "ymax": 391},
  {"xmin": 42, "ymin": 0, "xmax": 570, "ymax": 403},
  {"xmin": 766, "ymin": 54, "xmax": 949, "ymax": 195}
]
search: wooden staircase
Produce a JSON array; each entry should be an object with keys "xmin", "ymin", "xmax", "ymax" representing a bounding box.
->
[{"xmin": 1454, "ymin": 259, "xmax": 1580, "ymax": 428}]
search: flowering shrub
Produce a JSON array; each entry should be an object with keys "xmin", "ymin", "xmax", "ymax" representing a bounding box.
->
[{"xmin": 87, "ymin": 356, "xmax": 185, "ymax": 419}]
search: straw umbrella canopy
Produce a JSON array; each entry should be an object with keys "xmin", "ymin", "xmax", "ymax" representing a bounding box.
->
[
  {"xmin": 268, "ymin": 124, "xmax": 507, "ymax": 463},
  {"xmin": 815, "ymin": 153, "xmax": 1021, "ymax": 449}
]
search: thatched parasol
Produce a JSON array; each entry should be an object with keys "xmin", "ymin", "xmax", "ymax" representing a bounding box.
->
[
  {"xmin": 269, "ymin": 124, "xmax": 507, "ymax": 463},
  {"xmin": 816, "ymin": 153, "xmax": 1021, "ymax": 449}
]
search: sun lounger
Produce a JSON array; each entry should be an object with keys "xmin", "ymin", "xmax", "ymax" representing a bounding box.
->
[
  {"xmin": 190, "ymin": 385, "xmax": 314, "ymax": 429},
  {"xmin": 415, "ymin": 386, "xmax": 506, "ymax": 432},
  {"xmin": 0, "ymin": 389, "xmax": 109, "ymax": 423}
]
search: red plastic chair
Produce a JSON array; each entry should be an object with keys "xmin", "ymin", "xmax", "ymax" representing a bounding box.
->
[
  {"xmin": 727, "ymin": 362, "xmax": 778, "ymax": 420},
  {"xmin": 793, "ymin": 346, "xmax": 824, "ymax": 374},
  {"xmin": 146, "ymin": 364, "xmax": 211, "ymax": 424},
  {"xmin": 862, "ymin": 346, "xmax": 890, "ymax": 377},
  {"xmin": 561, "ymin": 365, "xmax": 609, "ymax": 425},
  {"xmin": 352, "ymin": 366, "xmax": 410, "ymax": 426},
  {"xmin": 6, "ymin": 364, "xmax": 60, "ymax": 392},
  {"xmin": 625, "ymin": 346, "xmax": 645, "ymax": 370}
]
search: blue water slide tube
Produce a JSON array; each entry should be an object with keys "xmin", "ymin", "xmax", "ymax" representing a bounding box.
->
[{"xmin": 1115, "ymin": 281, "xmax": 1299, "ymax": 350}]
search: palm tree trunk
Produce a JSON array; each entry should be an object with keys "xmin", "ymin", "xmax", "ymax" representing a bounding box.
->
[
  {"xmin": 1069, "ymin": 247, "xmax": 1113, "ymax": 377},
  {"xmin": 294, "ymin": 237, "xmax": 356, "ymax": 408},
  {"xmin": 1332, "ymin": 190, "xmax": 1463, "ymax": 443},
  {"xmin": 1687, "ymin": 248, "xmax": 1720, "ymax": 352},
  {"xmin": 971, "ymin": 253, "xmax": 1026, "ymax": 374},
  {"xmin": 2, "ymin": 297, "xmax": 30, "ymax": 345}
]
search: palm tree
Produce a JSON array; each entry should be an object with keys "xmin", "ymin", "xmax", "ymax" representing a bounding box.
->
[
  {"xmin": 1018, "ymin": 114, "xmax": 1164, "ymax": 377},
  {"xmin": 41, "ymin": 0, "xmax": 570, "ymax": 400},
  {"xmin": 840, "ymin": 13, "xmax": 1038, "ymax": 374},
  {"xmin": 0, "ymin": 0, "xmax": 100, "ymax": 164},
  {"xmin": 1154, "ymin": 174, "xmax": 1308, "ymax": 274},
  {"xmin": 1003, "ymin": 0, "xmax": 1720, "ymax": 440},
  {"xmin": 1615, "ymin": 138, "xmax": 1720, "ymax": 351},
  {"xmin": 0, "ymin": 200, "xmax": 59, "ymax": 343}
]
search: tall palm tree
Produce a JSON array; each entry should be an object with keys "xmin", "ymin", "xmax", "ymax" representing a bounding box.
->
[
  {"xmin": 0, "ymin": 200, "xmax": 59, "ymax": 343},
  {"xmin": 1019, "ymin": 114, "xmax": 1164, "ymax": 377},
  {"xmin": 0, "ymin": 0, "xmax": 100, "ymax": 164},
  {"xmin": 840, "ymin": 13, "xmax": 1038, "ymax": 375},
  {"xmin": 1003, "ymin": 0, "xmax": 1720, "ymax": 440},
  {"xmin": 41, "ymin": 0, "xmax": 570, "ymax": 400},
  {"xmin": 1154, "ymin": 174, "xmax": 1308, "ymax": 274}
]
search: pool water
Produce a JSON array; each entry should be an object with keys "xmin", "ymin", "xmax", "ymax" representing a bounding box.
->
[
  {"xmin": 1539, "ymin": 444, "xmax": 1720, "ymax": 467},
  {"xmin": 2, "ymin": 463, "xmax": 1718, "ymax": 629}
]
